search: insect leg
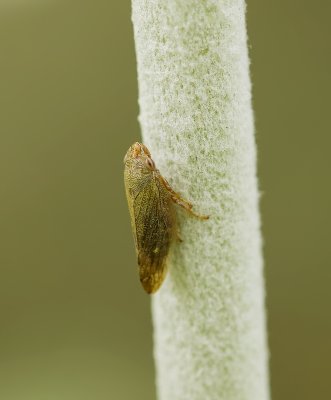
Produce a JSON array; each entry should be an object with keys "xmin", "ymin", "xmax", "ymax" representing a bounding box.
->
[
  {"xmin": 175, "ymin": 229, "xmax": 183, "ymax": 242},
  {"xmin": 158, "ymin": 175, "xmax": 209, "ymax": 220}
]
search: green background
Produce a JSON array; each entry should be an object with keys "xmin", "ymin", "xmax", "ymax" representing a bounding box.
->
[{"xmin": 0, "ymin": 1, "xmax": 330, "ymax": 399}]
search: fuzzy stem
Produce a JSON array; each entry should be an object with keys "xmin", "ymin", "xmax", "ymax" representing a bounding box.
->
[{"xmin": 131, "ymin": 1, "xmax": 269, "ymax": 399}]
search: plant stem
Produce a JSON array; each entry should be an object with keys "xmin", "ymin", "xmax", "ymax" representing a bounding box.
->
[{"xmin": 132, "ymin": 1, "xmax": 270, "ymax": 399}]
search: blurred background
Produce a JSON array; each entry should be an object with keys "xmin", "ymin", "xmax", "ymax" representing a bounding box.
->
[{"xmin": 0, "ymin": 0, "xmax": 330, "ymax": 399}]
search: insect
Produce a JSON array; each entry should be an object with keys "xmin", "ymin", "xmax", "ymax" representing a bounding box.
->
[{"xmin": 124, "ymin": 142, "xmax": 209, "ymax": 294}]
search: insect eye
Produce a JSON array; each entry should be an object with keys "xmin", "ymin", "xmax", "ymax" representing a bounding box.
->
[{"xmin": 145, "ymin": 158, "xmax": 155, "ymax": 169}]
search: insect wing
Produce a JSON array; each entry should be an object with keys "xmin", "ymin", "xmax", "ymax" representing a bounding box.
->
[{"xmin": 130, "ymin": 177, "xmax": 175, "ymax": 293}]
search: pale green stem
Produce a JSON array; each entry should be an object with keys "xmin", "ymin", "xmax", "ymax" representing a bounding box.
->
[{"xmin": 132, "ymin": 1, "xmax": 270, "ymax": 399}]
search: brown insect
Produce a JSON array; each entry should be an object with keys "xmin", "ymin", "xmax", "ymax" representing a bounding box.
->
[{"xmin": 124, "ymin": 142, "xmax": 209, "ymax": 294}]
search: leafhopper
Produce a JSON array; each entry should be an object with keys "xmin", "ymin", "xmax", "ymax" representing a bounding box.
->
[{"xmin": 124, "ymin": 142, "xmax": 208, "ymax": 294}]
